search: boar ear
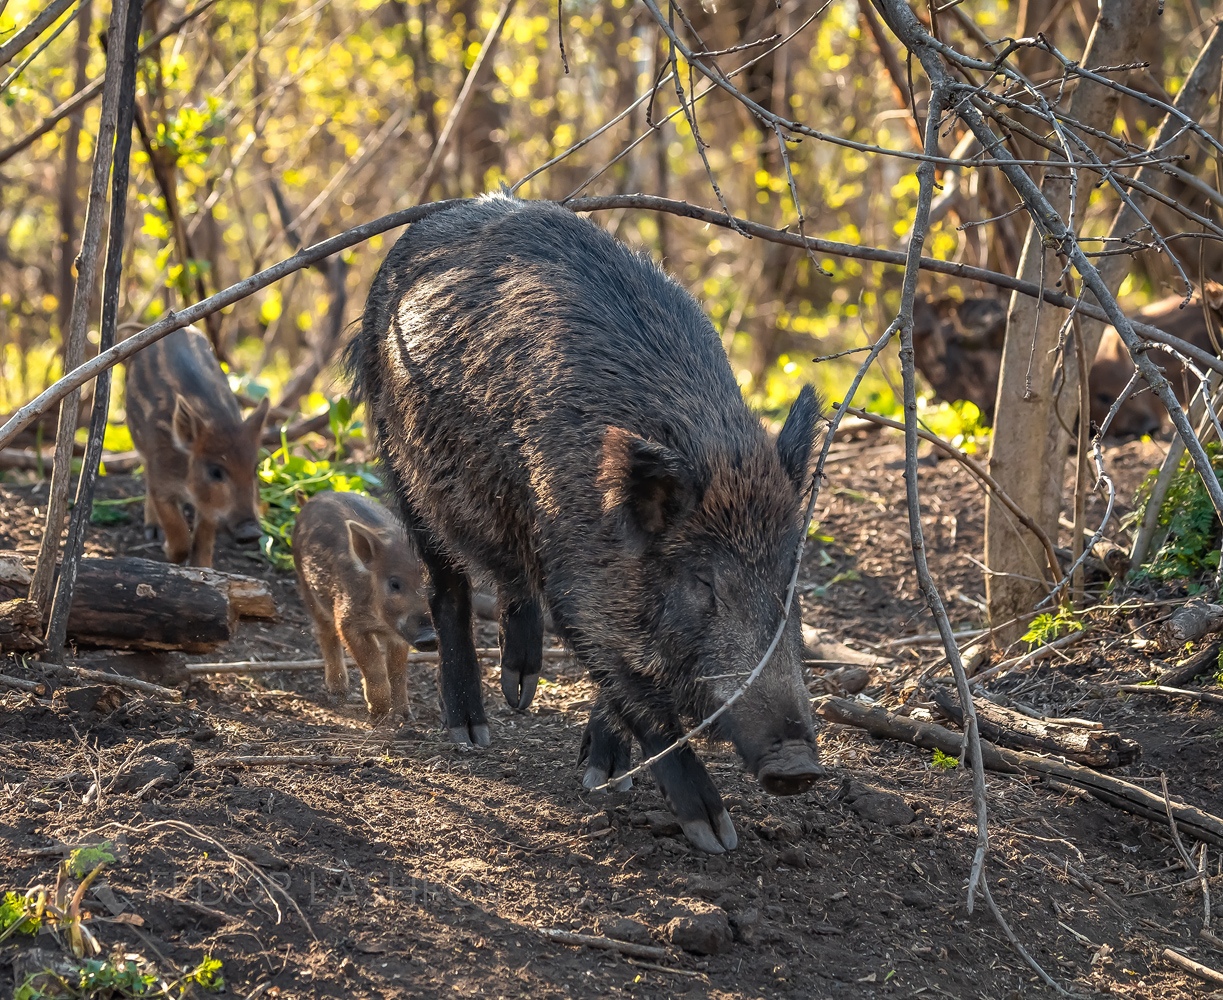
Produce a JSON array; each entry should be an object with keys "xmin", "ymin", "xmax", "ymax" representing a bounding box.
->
[
  {"xmin": 776, "ymin": 385, "xmax": 821, "ymax": 493},
  {"xmin": 346, "ymin": 520, "xmax": 381, "ymax": 571},
  {"xmin": 245, "ymin": 395, "xmax": 270, "ymax": 438},
  {"xmin": 171, "ymin": 396, "xmax": 202, "ymax": 452},
  {"xmin": 599, "ymin": 427, "xmax": 696, "ymax": 541}
]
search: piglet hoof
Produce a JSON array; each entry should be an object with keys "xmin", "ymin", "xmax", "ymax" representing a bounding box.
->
[
  {"xmin": 680, "ymin": 811, "xmax": 738, "ymax": 855},
  {"xmin": 501, "ymin": 669, "xmax": 539, "ymax": 712},
  {"xmin": 447, "ymin": 723, "xmax": 491, "ymax": 748},
  {"xmin": 581, "ymin": 765, "xmax": 633, "ymax": 793}
]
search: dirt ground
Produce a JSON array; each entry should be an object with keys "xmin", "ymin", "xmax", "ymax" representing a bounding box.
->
[{"xmin": 2, "ymin": 429, "xmax": 1222, "ymax": 999}]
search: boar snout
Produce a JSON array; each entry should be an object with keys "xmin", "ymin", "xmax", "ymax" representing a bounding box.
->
[
  {"xmin": 231, "ymin": 517, "xmax": 263, "ymax": 543},
  {"xmin": 755, "ymin": 740, "xmax": 826, "ymax": 795},
  {"xmin": 398, "ymin": 613, "xmax": 435, "ymax": 647}
]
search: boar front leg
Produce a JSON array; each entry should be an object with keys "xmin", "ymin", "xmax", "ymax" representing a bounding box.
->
[
  {"xmin": 498, "ymin": 591, "xmax": 542, "ymax": 711},
  {"xmin": 385, "ymin": 636, "xmax": 413, "ymax": 719},
  {"xmin": 341, "ymin": 623, "xmax": 393, "ymax": 718},
  {"xmin": 188, "ymin": 516, "xmax": 218, "ymax": 568},
  {"xmin": 149, "ymin": 492, "xmax": 192, "ymax": 564},
  {"xmin": 632, "ymin": 718, "xmax": 737, "ymax": 855}
]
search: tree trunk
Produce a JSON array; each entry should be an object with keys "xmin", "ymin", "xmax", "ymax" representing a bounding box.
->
[{"xmin": 984, "ymin": 0, "xmax": 1161, "ymax": 643}]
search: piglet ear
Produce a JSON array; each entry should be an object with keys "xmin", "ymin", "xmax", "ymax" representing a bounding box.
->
[
  {"xmin": 598, "ymin": 427, "xmax": 695, "ymax": 542},
  {"xmin": 346, "ymin": 520, "xmax": 381, "ymax": 571},
  {"xmin": 171, "ymin": 396, "xmax": 201, "ymax": 452},
  {"xmin": 776, "ymin": 385, "xmax": 821, "ymax": 493},
  {"xmin": 245, "ymin": 395, "xmax": 270, "ymax": 439}
]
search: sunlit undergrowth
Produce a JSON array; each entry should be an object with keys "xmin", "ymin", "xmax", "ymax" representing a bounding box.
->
[
  {"xmin": 1126, "ymin": 443, "xmax": 1223, "ymax": 583},
  {"xmin": 257, "ymin": 397, "xmax": 379, "ymax": 570}
]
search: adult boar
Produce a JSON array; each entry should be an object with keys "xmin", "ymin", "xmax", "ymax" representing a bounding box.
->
[
  {"xmin": 348, "ymin": 196, "xmax": 824, "ymax": 853},
  {"xmin": 1091, "ymin": 283, "xmax": 1223, "ymax": 436},
  {"xmin": 126, "ymin": 326, "xmax": 268, "ymax": 567}
]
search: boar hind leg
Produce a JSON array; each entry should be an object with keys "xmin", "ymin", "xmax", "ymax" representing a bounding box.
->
[
  {"xmin": 498, "ymin": 593, "xmax": 542, "ymax": 711},
  {"xmin": 422, "ymin": 547, "xmax": 489, "ymax": 747},
  {"xmin": 636, "ymin": 728, "xmax": 737, "ymax": 854},
  {"xmin": 342, "ymin": 624, "xmax": 393, "ymax": 719},
  {"xmin": 579, "ymin": 705, "xmax": 633, "ymax": 792},
  {"xmin": 150, "ymin": 493, "xmax": 192, "ymax": 564}
]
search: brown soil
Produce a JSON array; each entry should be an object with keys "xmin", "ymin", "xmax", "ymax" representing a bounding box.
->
[{"xmin": 2, "ymin": 430, "xmax": 1221, "ymax": 999}]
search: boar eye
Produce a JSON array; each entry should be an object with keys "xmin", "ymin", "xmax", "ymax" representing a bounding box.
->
[
  {"xmin": 207, "ymin": 464, "xmax": 225, "ymax": 482},
  {"xmin": 692, "ymin": 573, "xmax": 718, "ymax": 612},
  {"xmin": 387, "ymin": 577, "xmax": 402, "ymax": 593}
]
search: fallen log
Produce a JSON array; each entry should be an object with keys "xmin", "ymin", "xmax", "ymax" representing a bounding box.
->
[
  {"xmin": 0, "ymin": 447, "xmax": 141, "ymax": 473},
  {"xmin": 0, "ymin": 599, "xmax": 43, "ymax": 652},
  {"xmin": 1167, "ymin": 599, "xmax": 1223, "ymax": 645},
  {"xmin": 817, "ymin": 697, "xmax": 1223, "ymax": 847},
  {"xmin": 930, "ymin": 687, "xmax": 1140, "ymax": 768},
  {"xmin": 1160, "ymin": 638, "xmax": 1223, "ymax": 687},
  {"xmin": 0, "ymin": 553, "xmax": 276, "ymax": 653}
]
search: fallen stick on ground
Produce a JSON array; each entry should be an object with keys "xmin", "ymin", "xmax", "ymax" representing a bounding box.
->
[
  {"xmin": 61, "ymin": 665, "xmax": 182, "ymax": 700},
  {"xmin": 930, "ymin": 687, "xmax": 1140, "ymax": 768},
  {"xmin": 186, "ymin": 648, "xmax": 573, "ymax": 673},
  {"xmin": 1117, "ymin": 684, "xmax": 1223, "ymax": 707},
  {"xmin": 970, "ymin": 630, "xmax": 1088, "ymax": 685},
  {"xmin": 211, "ymin": 755, "xmax": 357, "ymax": 767},
  {"xmin": 1161, "ymin": 947, "xmax": 1223, "ymax": 986},
  {"xmin": 537, "ymin": 928, "xmax": 670, "ymax": 961},
  {"xmin": 0, "ymin": 673, "xmax": 46, "ymax": 694},
  {"xmin": 817, "ymin": 697, "xmax": 1223, "ymax": 847}
]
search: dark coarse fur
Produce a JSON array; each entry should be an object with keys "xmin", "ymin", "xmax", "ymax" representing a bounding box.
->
[{"xmin": 347, "ymin": 195, "xmax": 823, "ymax": 852}]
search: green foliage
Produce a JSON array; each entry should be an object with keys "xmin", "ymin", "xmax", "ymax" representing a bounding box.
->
[
  {"xmin": 931, "ymin": 748, "xmax": 958, "ymax": 771},
  {"xmin": 90, "ymin": 497, "xmax": 143, "ymax": 526},
  {"xmin": 0, "ymin": 891, "xmax": 40, "ymax": 938},
  {"xmin": 15, "ymin": 953, "xmax": 224, "ymax": 1000},
  {"xmin": 67, "ymin": 844, "xmax": 115, "ymax": 879},
  {"xmin": 1021, "ymin": 607, "xmax": 1083, "ymax": 648},
  {"xmin": 257, "ymin": 439, "xmax": 379, "ymax": 571},
  {"xmin": 918, "ymin": 399, "xmax": 987, "ymax": 454},
  {"xmin": 1126, "ymin": 444, "xmax": 1223, "ymax": 581}
]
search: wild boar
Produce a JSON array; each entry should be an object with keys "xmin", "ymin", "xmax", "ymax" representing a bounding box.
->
[
  {"xmin": 912, "ymin": 292, "xmax": 1007, "ymax": 421},
  {"xmin": 292, "ymin": 490, "xmax": 432, "ymax": 718},
  {"xmin": 1091, "ymin": 283, "xmax": 1223, "ymax": 435},
  {"xmin": 347, "ymin": 195, "xmax": 825, "ymax": 853},
  {"xmin": 126, "ymin": 326, "xmax": 268, "ymax": 567}
]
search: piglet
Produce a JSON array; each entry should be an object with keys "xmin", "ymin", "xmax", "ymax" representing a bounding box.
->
[
  {"xmin": 292, "ymin": 491, "xmax": 431, "ymax": 718},
  {"xmin": 126, "ymin": 326, "xmax": 268, "ymax": 567}
]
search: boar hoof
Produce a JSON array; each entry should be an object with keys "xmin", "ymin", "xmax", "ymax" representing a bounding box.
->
[
  {"xmin": 501, "ymin": 669, "xmax": 539, "ymax": 712},
  {"xmin": 757, "ymin": 742, "xmax": 826, "ymax": 796},
  {"xmin": 581, "ymin": 765, "xmax": 633, "ymax": 793},
  {"xmin": 144, "ymin": 524, "xmax": 163, "ymax": 542},
  {"xmin": 447, "ymin": 723, "xmax": 491, "ymax": 748},
  {"xmin": 680, "ymin": 811, "xmax": 738, "ymax": 854}
]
